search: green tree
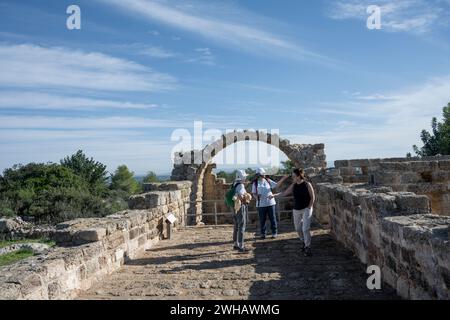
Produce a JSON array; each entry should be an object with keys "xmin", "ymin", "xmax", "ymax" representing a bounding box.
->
[
  {"xmin": 216, "ymin": 170, "xmax": 234, "ymax": 183},
  {"xmin": 0, "ymin": 163, "xmax": 110, "ymax": 222},
  {"xmin": 279, "ymin": 160, "xmax": 295, "ymax": 174},
  {"xmin": 110, "ymin": 165, "xmax": 140, "ymax": 195},
  {"xmin": 413, "ymin": 103, "xmax": 450, "ymax": 156},
  {"xmin": 142, "ymin": 171, "xmax": 160, "ymax": 183},
  {"xmin": 60, "ymin": 150, "xmax": 109, "ymax": 196}
]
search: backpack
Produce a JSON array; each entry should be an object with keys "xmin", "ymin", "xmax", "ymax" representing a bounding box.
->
[{"xmin": 225, "ymin": 182, "xmax": 242, "ymax": 208}]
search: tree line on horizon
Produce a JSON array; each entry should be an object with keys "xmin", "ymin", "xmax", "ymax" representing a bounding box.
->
[{"xmin": 0, "ymin": 150, "xmax": 160, "ymax": 223}]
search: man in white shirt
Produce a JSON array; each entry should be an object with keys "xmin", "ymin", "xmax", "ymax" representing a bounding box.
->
[{"xmin": 252, "ymin": 168, "xmax": 289, "ymax": 239}]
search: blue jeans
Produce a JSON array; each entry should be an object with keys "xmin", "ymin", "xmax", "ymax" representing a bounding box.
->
[{"xmin": 258, "ymin": 205, "xmax": 277, "ymax": 236}]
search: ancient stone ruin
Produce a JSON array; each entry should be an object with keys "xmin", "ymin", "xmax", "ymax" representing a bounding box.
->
[
  {"xmin": 0, "ymin": 132, "xmax": 448, "ymax": 300},
  {"xmin": 170, "ymin": 130, "xmax": 326, "ymax": 224}
]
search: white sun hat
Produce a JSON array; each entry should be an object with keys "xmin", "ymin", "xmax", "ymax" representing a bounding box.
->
[
  {"xmin": 256, "ymin": 168, "xmax": 266, "ymax": 175},
  {"xmin": 236, "ymin": 169, "xmax": 248, "ymax": 181}
]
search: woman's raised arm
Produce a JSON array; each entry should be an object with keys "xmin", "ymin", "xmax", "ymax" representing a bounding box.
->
[{"xmin": 275, "ymin": 182, "xmax": 294, "ymax": 198}]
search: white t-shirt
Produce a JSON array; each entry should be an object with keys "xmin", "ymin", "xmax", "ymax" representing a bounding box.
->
[
  {"xmin": 234, "ymin": 181, "xmax": 246, "ymax": 196},
  {"xmin": 252, "ymin": 178, "xmax": 277, "ymax": 208}
]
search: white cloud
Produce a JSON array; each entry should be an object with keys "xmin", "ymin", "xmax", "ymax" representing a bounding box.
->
[
  {"xmin": 0, "ymin": 92, "xmax": 158, "ymax": 110},
  {"xmin": 185, "ymin": 47, "xmax": 216, "ymax": 65},
  {"xmin": 0, "ymin": 114, "xmax": 252, "ymax": 174},
  {"xmin": 98, "ymin": 0, "xmax": 336, "ymax": 65},
  {"xmin": 138, "ymin": 46, "xmax": 178, "ymax": 58},
  {"xmin": 0, "ymin": 115, "xmax": 187, "ymax": 130},
  {"xmin": 288, "ymin": 75, "xmax": 450, "ymax": 162},
  {"xmin": 0, "ymin": 43, "xmax": 177, "ymax": 92},
  {"xmin": 0, "ymin": 113, "xmax": 252, "ymax": 132},
  {"xmin": 196, "ymin": 48, "xmax": 212, "ymax": 55},
  {"xmin": 327, "ymin": 0, "xmax": 450, "ymax": 34}
]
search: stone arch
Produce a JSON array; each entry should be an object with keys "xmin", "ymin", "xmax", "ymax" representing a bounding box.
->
[{"xmin": 170, "ymin": 130, "xmax": 326, "ymax": 225}]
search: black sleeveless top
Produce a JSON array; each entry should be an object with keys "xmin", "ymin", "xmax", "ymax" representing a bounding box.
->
[{"xmin": 293, "ymin": 182, "xmax": 311, "ymax": 210}]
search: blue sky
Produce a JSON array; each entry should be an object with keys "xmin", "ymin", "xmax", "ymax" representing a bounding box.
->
[{"xmin": 0, "ymin": 0, "xmax": 450, "ymax": 175}]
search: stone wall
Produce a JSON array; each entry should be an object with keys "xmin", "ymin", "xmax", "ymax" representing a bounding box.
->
[
  {"xmin": 334, "ymin": 157, "xmax": 450, "ymax": 216},
  {"xmin": 315, "ymin": 183, "xmax": 449, "ymax": 299},
  {"xmin": 0, "ymin": 181, "xmax": 192, "ymax": 300},
  {"xmin": 381, "ymin": 215, "xmax": 449, "ymax": 299},
  {"xmin": 202, "ymin": 164, "xmax": 232, "ymax": 224},
  {"xmin": 334, "ymin": 156, "xmax": 450, "ymax": 184},
  {"xmin": 0, "ymin": 217, "xmax": 55, "ymax": 241},
  {"xmin": 372, "ymin": 160, "xmax": 450, "ymax": 215}
]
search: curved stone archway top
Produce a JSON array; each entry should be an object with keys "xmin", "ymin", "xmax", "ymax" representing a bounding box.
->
[{"xmin": 171, "ymin": 130, "xmax": 326, "ymax": 181}]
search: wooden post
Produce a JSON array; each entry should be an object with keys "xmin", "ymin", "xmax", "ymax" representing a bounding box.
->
[{"xmin": 214, "ymin": 202, "xmax": 218, "ymax": 226}]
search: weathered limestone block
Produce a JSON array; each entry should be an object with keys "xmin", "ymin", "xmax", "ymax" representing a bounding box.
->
[
  {"xmin": 373, "ymin": 171, "xmax": 401, "ymax": 185},
  {"xmin": 406, "ymin": 183, "xmax": 447, "ymax": 194},
  {"xmin": 348, "ymin": 159, "xmax": 370, "ymax": 167},
  {"xmin": 361, "ymin": 193, "xmax": 397, "ymax": 217},
  {"xmin": 439, "ymin": 160, "xmax": 450, "ymax": 171},
  {"xmin": 382, "ymin": 214, "xmax": 450, "ymax": 299},
  {"xmin": 128, "ymin": 227, "xmax": 140, "ymax": 240},
  {"xmin": 143, "ymin": 181, "xmax": 192, "ymax": 192},
  {"xmin": 0, "ymin": 218, "xmax": 23, "ymax": 232},
  {"xmin": 409, "ymin": 161, "xmax": 439, "ymax": 172},
  {"xmin": 128, "ymin": 191, "xmax": 168, "ymax": 209},
  {"xmin": 334, "ymin": 160, "xmax": 349, "ymax": 168},
  {"xmin": 431, "ymin": 170, "xmax": 450, "ymax": 183},
  {"xmin": 392, "ymin": 193, "xmax": 430, "ymax": 214},
  {"xmin": 400, "ymin": 172, "xmax": 422, "ymax": 184},
  {"xmin": 74, "ymin": 228, "xmax": 107, "ymax": 243}
]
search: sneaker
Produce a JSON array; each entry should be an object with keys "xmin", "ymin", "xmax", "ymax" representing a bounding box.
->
[
  {"xmin": 238, "ymin": 247, "xmax": 249, "ymax": 253},
  {"xmin": 260, "ymin": 235, "xmax": 266, "ymax": 240},
  {"xmin": 304, "ymin": 247, "xmax": 312, "ymax": 257},
  {"xmin": 271, "ymin": 234, "xmax": 278, "ymax": 239},
  {"xmin": 233, "ymin": 245, "xmax": 240, "ymax": 250}
]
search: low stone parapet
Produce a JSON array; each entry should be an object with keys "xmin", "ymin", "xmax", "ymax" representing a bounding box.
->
[
  {"xmin": 381, "ymin": 214, "xmax": 449, "ymax": 299},
  {"xmin": 0, "ymin": 181, "xmax": 192, "ymax": 300},
  {"xmin": 315, "ymin": 182, "xmax": 449, "ymax": 299},
  {"xmin": 0, "ymin": 217, "xmax": 55, "ymax": 241}
]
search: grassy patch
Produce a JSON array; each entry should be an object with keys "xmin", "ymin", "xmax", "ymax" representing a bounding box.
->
[
  {"xmin": 0, "ymin": 249, "xmax": 34, "ymax": 267},
  {"xmin": 0, "ymin": 238, "xmax": 56, "ymax": 249}
]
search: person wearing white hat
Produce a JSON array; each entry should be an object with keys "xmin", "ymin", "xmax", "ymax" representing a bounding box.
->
[
  {"xmin": 251, "ymin": 168, "xmax": 289, "ymax": 239},
  {"xmin": 232, "ymin": 169, "xmax": 251, "ymax": 253}
]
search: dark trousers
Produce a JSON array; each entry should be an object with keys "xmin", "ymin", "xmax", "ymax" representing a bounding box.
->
[{"xmin": 258, "ymin": 205, "xmax": 277, "ymax": 236}]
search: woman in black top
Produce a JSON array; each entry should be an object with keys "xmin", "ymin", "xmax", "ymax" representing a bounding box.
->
[{"xmin": 276, "ymin": 169, "xmax": 315, "ymax": 256}]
